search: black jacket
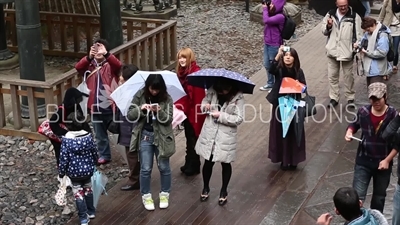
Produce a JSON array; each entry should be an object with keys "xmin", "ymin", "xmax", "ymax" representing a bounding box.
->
[
  {"xmin": 382, "ymin": 113, "xmax": 400, "ymax": 178},
  {"xmin": 266, "ymin": 59, "xmax": 307, "ymax": 106}
]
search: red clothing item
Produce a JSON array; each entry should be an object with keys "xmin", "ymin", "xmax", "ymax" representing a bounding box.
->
[
  {"xmin": 75, "ymin": 54, "xmax": 122, "ymax": 110},
  {"xmin": 175, "ymin": 61, "xmax": 206, "ymax": 137},
  {"xmin": 370, "ymin": 112, "xmax": 386, "ymax": 134}
]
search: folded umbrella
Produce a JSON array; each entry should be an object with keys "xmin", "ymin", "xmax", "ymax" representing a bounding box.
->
[
  {"xmin": 91, "ymin": 169, "xmax": 108, "ymax": 208},
  {"xmin": 278, "ymin": 96, "xmax": 300, "ymax": 138},
  {"xmin": 187, "ymin": 68, "xmax": 255, "ymax": 94},
  {"xmin": 110, "ymin": 70, "xmax": 187, "ymax": 116},
  {"xmin": 294, "ymin": 105, "xmax": 306, "ymax": 147}
]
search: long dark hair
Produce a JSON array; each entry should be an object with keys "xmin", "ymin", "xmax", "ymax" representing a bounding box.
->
[
  {"xmin": 213, "ymin": 77, "xmax": 240, "ymax": 102},
  {"xmin": 144, "ymin": 74, "xmax": 168, "ymax": 102},
  {"xmin": 278, "ymin": 47, "xmax": 301, "ymax": 75}
]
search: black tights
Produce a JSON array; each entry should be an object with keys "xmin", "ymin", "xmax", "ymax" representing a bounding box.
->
[{"xmin": 202, "ymin": 155, "xmax": 232, "ymax": 194}]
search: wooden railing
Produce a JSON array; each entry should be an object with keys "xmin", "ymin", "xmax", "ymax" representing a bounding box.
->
[
  {"xmin": 5, "ymin": 10, "xmax": 172, "ymax": 59},
  {"xmin": 0, "ymin": 12, "xmax": 177, "ymax": 140}
]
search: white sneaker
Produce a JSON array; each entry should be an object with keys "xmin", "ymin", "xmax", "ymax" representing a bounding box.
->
[
  {"xmin": 142, "ymin": 193, "xmax": 155, "ymax": 211},
  {"xmin": 159, "ymin": 192, "xmax": 169, "ymax": 209}
]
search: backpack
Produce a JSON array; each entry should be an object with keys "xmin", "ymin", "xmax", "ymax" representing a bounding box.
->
[
  {"xmin": 377, "ymin": 25, "xmax": 394, "ymax": 62},
  {"xmin": 279, "ymin": 10, "xmax": 296, "ymax": 40}
]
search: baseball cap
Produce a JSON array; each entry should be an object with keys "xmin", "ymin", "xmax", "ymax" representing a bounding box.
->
[{"xmin": 368, "ymin": 82, "xmax": 387, "ymax": 99}]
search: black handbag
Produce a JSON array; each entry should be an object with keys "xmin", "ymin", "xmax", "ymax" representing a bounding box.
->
[
  {"xmin": 302, "ymin": 90, "xmax": 316, "ymax": 117},
  {"xmin": 107, "ymin": 108, "xmax": 121, "ymax": 134}
]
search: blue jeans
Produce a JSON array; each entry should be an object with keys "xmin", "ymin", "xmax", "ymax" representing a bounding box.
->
[
  {"xmin": 393, "ymin": 183, "xmax": 400, "ymax": 225},
  {"xmin": 92, "ymin": 113, "xmax": 113, "ymax": 160},
  {"xmin": 393, "ymin": 35, "xmax": 400, "ymax": 66},
  {"xmin": 72, "ymin": 179, "xmax": 95, "ymax": 223},
  {"xmin": 139, "ymin": 129, "xmax": 171, "ymax": 195},
  {"xmin": 361, "ymin": 1, "xmax": 370, "ymax": 17},
  {"xmin": 352, "ymin": 163, "xmax": 392, "ymax": 213},
  {"xmin": 263, "ymin": 44, "xmax": 279, "ymax": 86}
]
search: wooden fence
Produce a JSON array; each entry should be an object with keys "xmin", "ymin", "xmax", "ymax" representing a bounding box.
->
[{"xmin": 0, "ymin": 11, "xmax": 177, "ymax": 140}]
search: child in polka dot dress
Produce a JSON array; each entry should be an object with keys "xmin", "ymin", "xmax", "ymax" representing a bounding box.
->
[{"xmin": 58, "ymin": 111, "xmax": 97, "ymax": 225}]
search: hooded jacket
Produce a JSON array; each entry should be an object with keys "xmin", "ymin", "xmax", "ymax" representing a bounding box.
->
[
  {"xmin": 58, "ymin": 130, "xmax": 98, "ymax": 181},
  {"xmin": 345, "ymin": 208, "xmax": 388, "ymax": 225},
  {"xmin": 262, "ymin": 0, "xmax": 285, "ymax": 46},
  {"xmin": 49, "ymin": 88, "xmax": 91, "ymax": 138}
]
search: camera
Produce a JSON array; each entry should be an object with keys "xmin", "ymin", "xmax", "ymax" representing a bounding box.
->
[
  {"xmin": 283, "ymin": 46, "xmax": 290, "ymax": 52},
  {"xmin": 262, "ymin": 0, "xmax": 271, "ymax": 5},
  {"xmin": 355, "ymin": 39, "xmax": 368, "ymax": 53}
]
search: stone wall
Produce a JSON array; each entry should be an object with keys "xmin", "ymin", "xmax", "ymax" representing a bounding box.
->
[{"xmin": 250, "ymin": 3, "xmax": 302, "ymax": 26}]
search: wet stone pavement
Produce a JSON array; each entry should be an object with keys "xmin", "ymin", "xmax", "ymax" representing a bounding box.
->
[{"xmin": 259, "ymin": 21, "xmax": 400, "ymax": 225}]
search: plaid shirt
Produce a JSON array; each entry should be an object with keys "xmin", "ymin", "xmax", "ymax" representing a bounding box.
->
[{"xmin": 348, "ymin": 105, "xmax": 397, "ymax": 165}]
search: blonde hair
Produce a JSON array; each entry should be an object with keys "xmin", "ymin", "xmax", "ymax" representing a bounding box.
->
[{"xmin": 176, "ymin": 47, "xmax": 196, "ymax": 74}]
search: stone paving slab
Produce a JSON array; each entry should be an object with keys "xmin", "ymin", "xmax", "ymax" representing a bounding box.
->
[{"xmin": 260, "ymin": 21, "xmax": 399, "ymax": 225}]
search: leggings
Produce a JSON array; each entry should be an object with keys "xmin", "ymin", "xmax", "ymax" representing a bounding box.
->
[
  {"xmin": 202, "ymin": 154, "xmax": 232, "ymax": 194},
  {"xmin": 50, "ymin": 139, "xmax": 61, "ymax": 167}
]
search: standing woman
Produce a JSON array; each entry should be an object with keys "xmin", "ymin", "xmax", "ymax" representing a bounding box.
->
[
  {"xmin": 174, "ymin": 47, "xmax": 207, "ymax": 176},
  {"xmin": 127, "ymin": 74, "xmax": 175, "ymax": 211},
  {"xmin": 259, "ymin": 0, "xmax": 286, "ymax": 91},
  {"xmin": 196, "ymin": 77, "xmax": 244, "ymax": 206},
  {"xmin": 266, "ymin": 46, "xmax": 307, "ymax": 170},
  {"xmin": 378, "ymin": 0, "xmax": 400, "ymax": 74}
]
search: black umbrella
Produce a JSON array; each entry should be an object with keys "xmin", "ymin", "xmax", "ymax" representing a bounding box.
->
[
  {"xmin": 309, "ymin": 0, "xmax": 366, "ymax": 17},
  {"xmin": 293, "ymin": 106, "xmax": 306, "ymax": 147}
]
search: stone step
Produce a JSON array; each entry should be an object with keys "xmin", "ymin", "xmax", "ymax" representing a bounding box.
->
[{"xmin": 370, "ymin": 3, "xmax": 382, "ymax": 15}]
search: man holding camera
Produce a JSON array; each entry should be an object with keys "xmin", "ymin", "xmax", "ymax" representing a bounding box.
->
[
  {"xmin": 321, "ymin": 0, "xmax": 363, "ymax": 108},
  {"xmin": 354, "ymin": 17, "xmax": 392, "ymax": 86}
]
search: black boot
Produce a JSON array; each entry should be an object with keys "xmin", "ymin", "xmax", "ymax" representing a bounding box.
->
[
  {"xmin": 180, "ymin": 155, "xmax": 190, "ymax": 173},
  {"xmin": 183, "ymin": 155, "xmax": 200, "ymax": 176}
]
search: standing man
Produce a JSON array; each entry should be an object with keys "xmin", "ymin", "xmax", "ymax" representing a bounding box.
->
[
  {"xmin": 321, "ymin": 0, "xmax": 363, "ymax": 108},
  {"xmin": 75, "ymin": 39, "xmax": 122, "ymax": 165}
]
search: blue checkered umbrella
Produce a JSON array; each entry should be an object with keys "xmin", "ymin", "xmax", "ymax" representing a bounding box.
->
[{"xmin": 187, "ymin": 68, "xmax": 255, "ymax": 94}]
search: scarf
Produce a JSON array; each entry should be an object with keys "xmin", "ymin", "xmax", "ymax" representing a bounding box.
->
[
  {"xmin": 177, "ymin": 61, "xmax": 197, "ymax": 91},
  {"xmin": 363, "ymin": 22, "xmax": 382, "ymax": 74}
]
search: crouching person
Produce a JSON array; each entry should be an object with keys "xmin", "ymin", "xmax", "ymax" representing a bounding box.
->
[
  {"xmin": 316, "ymin": 187, "xmax": 388, "ymax": 225},
  {"xmin": 58, "ymin": 111, "xmax": 97, "ymax": 225}
]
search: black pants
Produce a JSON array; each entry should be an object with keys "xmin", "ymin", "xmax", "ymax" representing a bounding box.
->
[
  {"xmin": 183, "ymin": 119, "xmax": 200, "ymax": 165},
  {"xmin": 51, "ymin": 139, "xmax": 61, "ymax": 167},
  {"xmin": 202, "ymin": 155, "xmax": 232, "ymax": 194}
]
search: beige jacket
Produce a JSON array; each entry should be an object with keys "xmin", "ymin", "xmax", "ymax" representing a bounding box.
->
[
  {"xmin": 195, "ymin": 87, "xmax": 244, "ymax": 163},
  {"xmin": 321, "ymin": 7, "xmax": 363, "ymax": 61},
  {"xmin": 379, "ymin": 0, "xmax": 394, "ymax": 26}
]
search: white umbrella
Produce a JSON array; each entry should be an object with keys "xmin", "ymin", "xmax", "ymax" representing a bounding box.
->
[{"xmin": 110, "ymin": 70, "xmax": 187, "ymax": 116}]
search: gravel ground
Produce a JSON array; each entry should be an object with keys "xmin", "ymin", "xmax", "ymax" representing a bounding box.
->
[{"xmin": 1, "ymin": 2, "xmax": 327, "ymax": 224}]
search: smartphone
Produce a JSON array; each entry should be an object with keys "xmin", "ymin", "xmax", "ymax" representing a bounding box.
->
[
  {"xmin": 150, "ymin": 103, "xmax": 159, "ymax": 106},
  {"xmin": 93, "ymin": 43, "xmax": 99, "ymax": 51}
]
